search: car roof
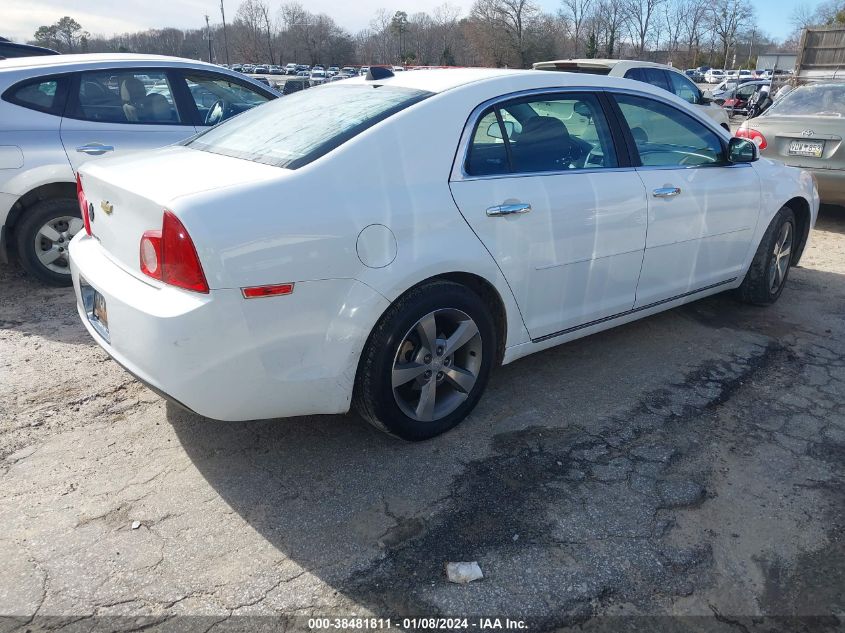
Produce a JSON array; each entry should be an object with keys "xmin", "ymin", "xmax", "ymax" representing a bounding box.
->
[
  {"xmin": 342, "ymin": 68, "xmax": 528, "ymax": 93},
  {"xmin": 337, "ymin": 67, "xmax": 677, "ymax": 99},
  {"xmin": 0, "ymin": 53, "xmax": 222, "ymax": 72}
]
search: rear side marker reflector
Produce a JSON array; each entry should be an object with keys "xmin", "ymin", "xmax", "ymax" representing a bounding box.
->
[{"xmin": 242, "ymin": 283, "xmax": 294, "ymax": 299}]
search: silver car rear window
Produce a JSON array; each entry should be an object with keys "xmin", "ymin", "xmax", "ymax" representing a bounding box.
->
[
  {"xmin": 186, "ymin": 83, "xmax": 432, "ymax": 169},
  {"xmin": 767, "ymin": 84, "xmax": 845, "ymax": 117}
]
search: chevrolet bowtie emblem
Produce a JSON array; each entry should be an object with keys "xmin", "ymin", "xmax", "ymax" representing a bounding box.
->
[{"xmin": 100, "ymin": 200, "xmax": 114, "ymax": 215}]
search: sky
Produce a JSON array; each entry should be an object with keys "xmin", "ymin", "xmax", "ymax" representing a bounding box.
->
[{"xmin": 1, "ymin": 0, "xmax": 829, "ymax": 45}]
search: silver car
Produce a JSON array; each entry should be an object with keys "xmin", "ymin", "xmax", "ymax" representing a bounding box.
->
[{"xmin": 0, "ymin": 53, "xmax": 277, "ymax": 285}]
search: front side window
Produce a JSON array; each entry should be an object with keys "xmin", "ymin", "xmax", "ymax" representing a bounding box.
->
[
  {"xmin": 72, "ymin": 70, "xmax": 180, "ymax": 124},
  {"xmin": 667, "ymin": 72, "xmax": 700, "ymax": 104},
  {"xmin": 614, "ymin": 94, "xmax": 724, "ymax": 167},
  {"xmin": 465, "ymin": 93, "xmax": 617, "ymax": 176},
  {"xmin": 4, "ymin": 77, "xmax": 65, "ymax": 114},
  {"xmin": 182, "ymin": 73, "xmax": 271, "ymax": 126},
  {"xmin": 187, "ymin": 83, "xmax": 431, "ymax": 169}
]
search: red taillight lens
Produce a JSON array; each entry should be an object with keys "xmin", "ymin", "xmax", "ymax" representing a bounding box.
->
[
  {"xmin": 139, "ymin": 211, "xmax": 208, "ymax": 293},
  {"xmin": 76, "ymin": 173, "xmax": 92, "ymax": 236},
  {"xmin": 140, "ymin": 230, "xmax": 162, "ymax": 280},
  {"xmin": 736, "ymin": 127, "xmax": 767, "ymax": 150}
]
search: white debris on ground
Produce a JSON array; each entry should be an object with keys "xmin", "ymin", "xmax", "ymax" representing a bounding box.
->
[
  {"xmin": 131, "ymin": 520, "xmax": 141, "ymax": 530},
  {"xmin": 445, "ymin": 561, "xmax": 483, "ymax": 584}
]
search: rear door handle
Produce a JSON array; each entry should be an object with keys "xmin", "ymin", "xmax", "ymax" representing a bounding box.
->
[
  {"xmin": 653, "ymin": 187, "xmax": 681, "ymax": 198},
  {"xmin": 486, "ymin": 203, "xmax": 532, "ymax": 217},
  {"xmin": 76, "ymin": 144, "xmax": 115, "ymax": 155}
]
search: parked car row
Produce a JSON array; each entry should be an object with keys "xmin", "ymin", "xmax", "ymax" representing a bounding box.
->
[{"xmin": 226, "ymin": 62, "xmax": 402, "ymax": 79}]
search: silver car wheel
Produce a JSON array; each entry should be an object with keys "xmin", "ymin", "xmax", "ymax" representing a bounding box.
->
[
  {"xmin": 391, "ymin": 308, "xmax": 483, "ymax": 422},
  {"xmin": 33, "ymin": 215, "xmax": 83, "ymax": 274},
  {"xmin": 769, "ymin": 221, "xmax": 792, "ymax": 293}
]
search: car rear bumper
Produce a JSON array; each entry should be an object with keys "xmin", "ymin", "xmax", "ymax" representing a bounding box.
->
[
  {"xmin": 69, "ymin": 233, "xmax": 390, "ymax": 421},
  {"xmin": 807, "ymin": 169, "xmax": 845, "ymax": 206}
]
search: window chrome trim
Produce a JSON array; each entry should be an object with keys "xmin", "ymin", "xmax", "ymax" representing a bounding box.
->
[{"xmin": 450, "ymin": 85, "xmax": 736, "ymax": 183}]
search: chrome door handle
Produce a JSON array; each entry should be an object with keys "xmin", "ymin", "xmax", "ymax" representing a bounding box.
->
[
  {"xmin": 486, "ymin": 203, "xmax": 532, "ymax": 217},
  {"xmin": 76, "ymin": 144, "xmax": 115, "ymax": 155},
  {"xmin": 653, "ymin": 187, "xmax": 681, "ymax": 198}
]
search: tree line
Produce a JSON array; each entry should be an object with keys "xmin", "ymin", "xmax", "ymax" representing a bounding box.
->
[{"xmin": 23, "ymin": 0, "xmax": 814, "ymax": 70}]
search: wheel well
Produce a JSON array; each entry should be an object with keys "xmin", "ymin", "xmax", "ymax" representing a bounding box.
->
[
  {"xmin": 5, "ymin": 182, "xmax": 76, "ymax": 235},
  {"xmin": 433, "ymin": 272, "xmax": 508, "ymax": 365},
  {"xmin": 783, "ymin": 197, "xmax": 811, "ymax": 265}
]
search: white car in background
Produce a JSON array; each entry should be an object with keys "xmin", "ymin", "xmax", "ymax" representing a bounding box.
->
[
  {"xmin": 705, "ymin": 69, "xmax": 726, "ymax": 84},
  {"xmin": 533, "ymin": 59, "xmax": 730, "ymax": 130},
  {"xmin": 0, "ymin": 53, "xmax": 276, "ymax": 285},
  {"xmin": 70, "ymin": 68, "xmax": 817, "ymax": 440}
]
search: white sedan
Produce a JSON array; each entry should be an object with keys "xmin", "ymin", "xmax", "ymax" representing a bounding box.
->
[{"xmin": 70, "ymin": 68, "xmax": 819, "ymax": 440}]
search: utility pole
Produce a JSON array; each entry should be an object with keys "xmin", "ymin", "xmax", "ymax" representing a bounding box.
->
[
  {"xmin": 220, "ymin": 0, "xmax": 230, "ymax": 66},
  {"xmin": 204, "ymin": 14, "xmax": 213, "ymax": 63}
]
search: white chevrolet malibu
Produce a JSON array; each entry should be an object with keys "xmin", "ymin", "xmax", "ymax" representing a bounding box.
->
[{"xmin": 70, "ymin": 68, "xmax": 819, "ymax": 440}]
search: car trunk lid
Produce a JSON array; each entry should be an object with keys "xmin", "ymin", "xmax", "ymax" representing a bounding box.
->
[
  {"xmin": 78, "ymin": 145, "xmax": 284, "ymax": 284},
  {"xmin": 757, "ymin": 115, "xmax": 844, "ymax": 169}
]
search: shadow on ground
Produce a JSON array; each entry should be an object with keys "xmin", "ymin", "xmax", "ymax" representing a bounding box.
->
[{"xmin": 168, "ymin": 265, "xmax": 845, "ymax": 628}]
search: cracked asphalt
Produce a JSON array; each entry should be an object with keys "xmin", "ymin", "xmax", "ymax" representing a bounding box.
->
[{"xmin": 1, "ymin": 209, "xmax": 844, "ymax": 632}]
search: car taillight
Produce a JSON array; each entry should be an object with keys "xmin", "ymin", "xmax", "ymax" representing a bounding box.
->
[
  {"xmin": 140, "ymin": 230, "xmax": 162, "ymax": 280},
  {"xmin": 139, "ymin": 211, "xmax": 209, "ymax": 293},
  {"xmin": 736, "ymin": 127, "xmax": 768, "ymax": 150},
  {"xmin": 76, "ymin": 173, "xmax": 92, "ymax": 236}
]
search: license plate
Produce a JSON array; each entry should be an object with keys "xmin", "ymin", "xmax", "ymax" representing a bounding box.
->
[
  {"xmin": 80, "ymin": 278, "xmax": 110, "ymax": 341},
  {"xmin": 789, "ymin": 140, "xmax": 824, "ymax": 158}
]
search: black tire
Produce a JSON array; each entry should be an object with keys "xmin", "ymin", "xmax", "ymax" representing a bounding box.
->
[
  {"xmin": 353, "ymin": 280, "xmax": 496, "ymax": 441},
  {"xmin": 735, "ymin": 206, "xmax": 796, "ymax": 305},
  {"xmin": 15, "ymin": 198, "xmax": 80, "ymax": 287}
]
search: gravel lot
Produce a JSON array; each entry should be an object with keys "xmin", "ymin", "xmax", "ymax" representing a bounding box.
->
[{"xmin": 1, "ymin": 207, "xmax": 844, "ymax": 631}]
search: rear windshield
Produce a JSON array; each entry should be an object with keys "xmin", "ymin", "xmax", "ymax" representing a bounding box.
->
[
  {"xmin": 186, "ymin": 83, "xmax": 432, "ymax": 169},
  {"xmin": 766, "ymin": 84, "xmax": 845, "ymax": 117}
]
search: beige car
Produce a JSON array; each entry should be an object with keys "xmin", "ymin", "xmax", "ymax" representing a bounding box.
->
[
  {"xmin": 738, "ymin": 83, "xmax": 845, "ymax": 206},
  {"xmin": 533, "ymin": 59, "xmax": 731, "ymax": 131}
]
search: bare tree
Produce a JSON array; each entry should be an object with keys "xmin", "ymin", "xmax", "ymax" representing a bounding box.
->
[
  {"xmin": 791, "ymin": 3, "xmax": 816, "ymax": 30},
  {"xmin": 596, "ymin": 0, "xmax": 625, "ymax": 58},
  {"xmin": 678, "ymin": 0, "xmax": 708, "ymax": 66},
  {"xmin": 560, "ymin": 0, "xmax": 593, "ymax": 57},
  {"xmin": 709, "ymin": 0, "xmax": 755, "ymax": 68},
  {"xmin": 624, "ymin": 0, "xmax": 666, "ymax": 57}
]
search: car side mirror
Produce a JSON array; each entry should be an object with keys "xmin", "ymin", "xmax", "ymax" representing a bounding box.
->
[
  {"xmin": 728, "ymin": 137, "xmax": 759, "ymax": 163},
  {"xmin": 487, "ymin": 120, "xmax": 514, "ymax": 140},
  {"xmin": 701, "ymin": 89, "xmax": 714, "ymax": 104}
]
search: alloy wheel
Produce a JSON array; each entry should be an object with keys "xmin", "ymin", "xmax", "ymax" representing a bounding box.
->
[
  {"xmin": 769, "ymin": 221, "xmax": 792, "ymax": 293},
  {"xmin": 391, "ymin": 308, "xmax": 483, "ymax": 422}
]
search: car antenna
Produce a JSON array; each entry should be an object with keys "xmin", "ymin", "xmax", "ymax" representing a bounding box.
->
[{"xmin": 366, "ymin": 66, "xmax": 394, "ymax": 81}]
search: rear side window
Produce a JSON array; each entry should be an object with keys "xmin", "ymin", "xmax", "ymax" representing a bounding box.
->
[
  {"xmin": 466, "ymin": 92, "xmax": 618, "ymax": 176},
  {"xmin": 70, "ymin": 70, "xmax": 181, "ymax": 124},
  {"xmin": 4, "ymin": 77, "xmax": 67, "ymax": 115},
  {"xmin": 624, "ymin": 67, "xmax": 670, "ymax": 92},
  {"xmin": 187, "ymin": 83, "xmax": 432, "ymax": 169}
]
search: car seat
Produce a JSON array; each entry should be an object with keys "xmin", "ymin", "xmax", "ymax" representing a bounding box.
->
[
  {"xmin": 512, "ymin": 116, "xmax": 576, "ymax": 172},
  {"xmin": 120, "ymin": 77, "xmax": 148, "ymax": 122}
]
